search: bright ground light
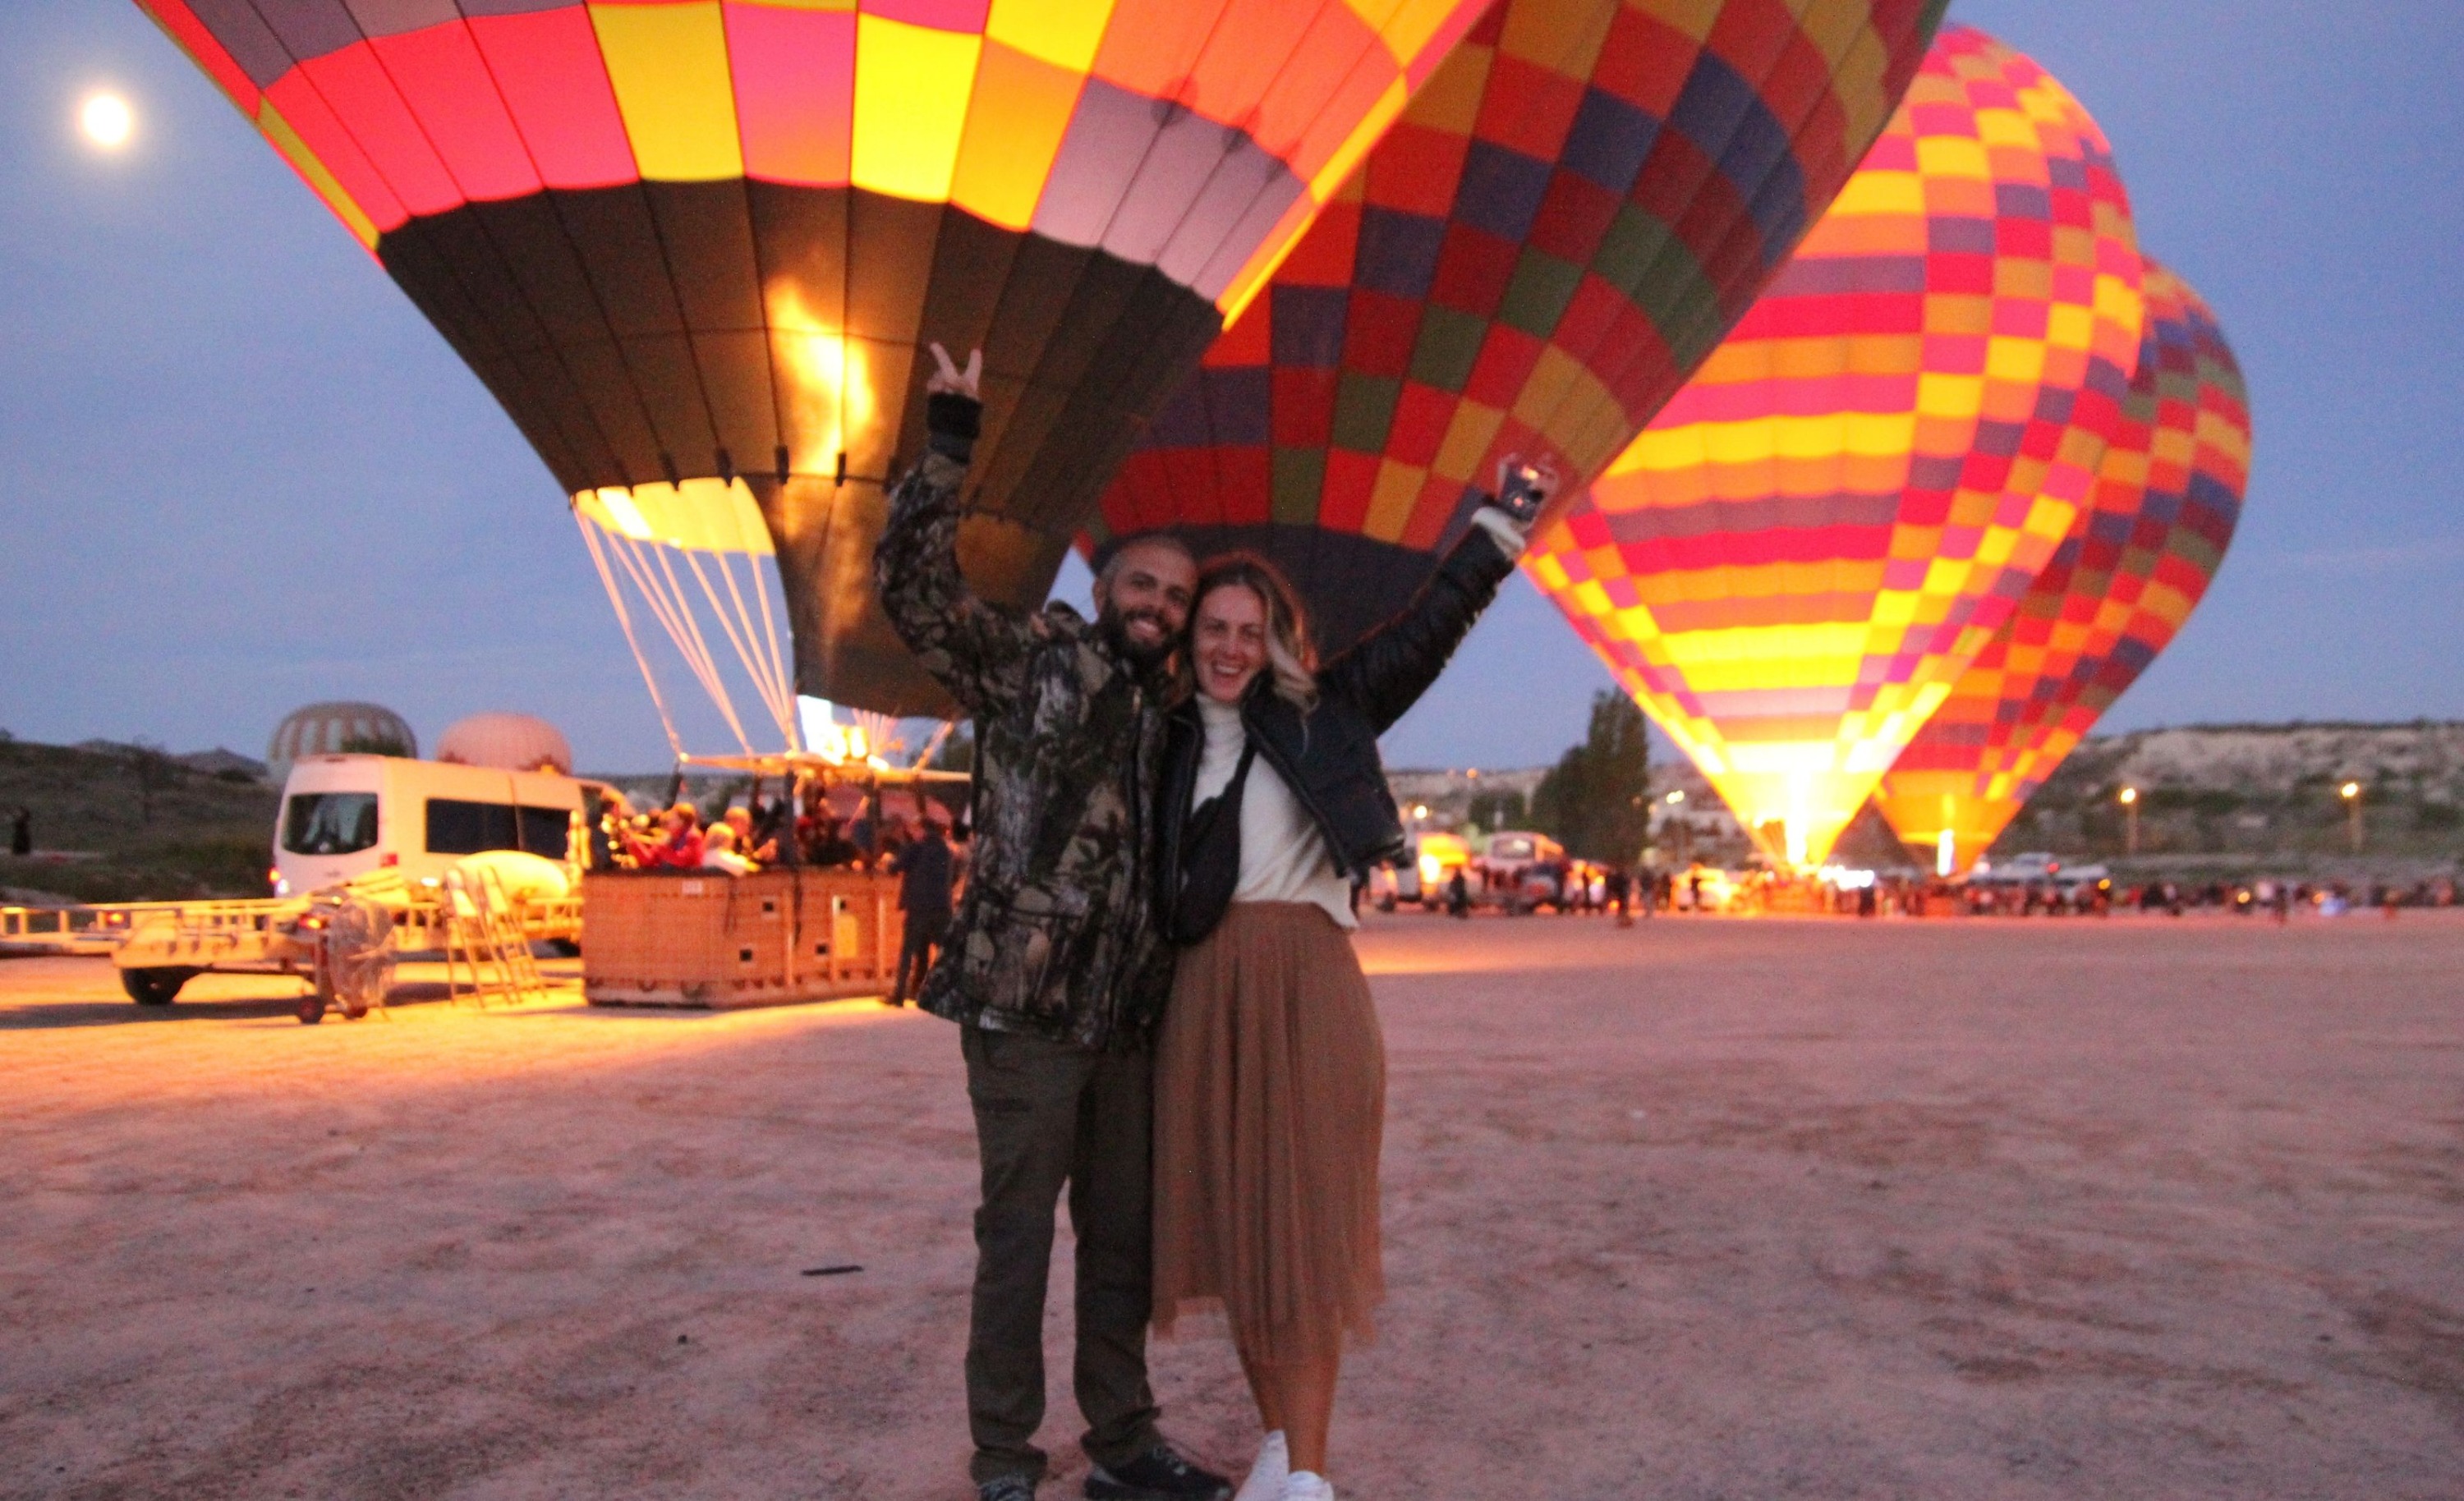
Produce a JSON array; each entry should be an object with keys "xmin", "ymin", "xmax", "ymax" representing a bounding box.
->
[{"xmin": 80, "ymin": 92, "xmax": 135, "ymax": 150}]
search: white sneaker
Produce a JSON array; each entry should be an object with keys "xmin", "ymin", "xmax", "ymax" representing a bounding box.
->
[
  {"xmin": 1283, "ymin": 1471, "xmax": 1335, "ymax": 1501},
  {"xmin": 1234, "ymin": 1431, "xmax": 1288, "ymax": 1501}
]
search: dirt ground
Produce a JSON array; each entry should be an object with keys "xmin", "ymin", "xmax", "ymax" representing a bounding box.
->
[{"xmin": 4, "ymin": 911, "xmax": 2461, "ymax": 1500}]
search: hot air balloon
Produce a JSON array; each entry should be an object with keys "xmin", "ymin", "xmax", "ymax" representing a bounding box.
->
[
  {"xmin": 136, "ymin": 0, "xmax": 1497, "ymax": 729},
  {"xmin": 1876, "ymin": 260, "xmax": 2250, "ymax": 870},
  {"xmin": 1525, "ymin": 25, "xmax": 2144, "ymax": 867},
  {"xmin": 1088, "ymin": 0, "xmax": 1950, "ymax": 653}
]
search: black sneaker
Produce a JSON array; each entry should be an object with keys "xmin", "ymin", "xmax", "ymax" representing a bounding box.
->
[
  {"xmin": 1085, "ymin": 1443, "xmax": 1231, "ymax": 1501},
  {"xmin": 979, "ymin": 1476, "xmax": 1037, "ymax": 1501}
]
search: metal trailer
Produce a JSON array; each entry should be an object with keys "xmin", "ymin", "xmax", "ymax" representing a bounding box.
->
[{"xmin": 2, "ymin": 891, "xmax": 582, "ymax": 1018}]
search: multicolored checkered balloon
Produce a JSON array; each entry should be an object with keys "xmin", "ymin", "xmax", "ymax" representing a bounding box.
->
[
  {"xmin": 1091, "ymin": 0, "xmax": 1949, "ymax": 654},
  {"xmin": 1876, "ymin": 260, "xmax": 2251, "ymax": 869},
  {"xmin": 1526, "ymin": 26, "xmax": 2144, "ymax": 865},
  {"xmin": 132, "ymin": 0, "xmax": 1495, "ymax": 714}
]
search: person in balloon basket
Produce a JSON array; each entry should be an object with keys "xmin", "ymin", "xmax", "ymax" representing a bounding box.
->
[
  {"xmin": 1150, "ymin": 466, "xmax": 1538, "ymax": 1501},
  {"xmin": 876, "ymin": 343, "xmax": 1231, "ymax": 1501}
]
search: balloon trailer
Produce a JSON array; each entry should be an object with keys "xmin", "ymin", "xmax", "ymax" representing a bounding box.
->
[{"xmin": 0, "ymin": 882, "xmax": 584, "ymax": 1024}]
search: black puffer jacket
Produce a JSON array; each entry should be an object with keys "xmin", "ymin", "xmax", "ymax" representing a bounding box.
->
[{"xmin": 1155, "ymin": 522, "xmax": 1518, "ymax": 933}]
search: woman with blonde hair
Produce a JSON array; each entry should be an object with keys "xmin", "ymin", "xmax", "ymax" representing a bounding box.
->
[{"xmin": 1150, "ymin": 480, "xmax": 1537, "ymax": 1501}]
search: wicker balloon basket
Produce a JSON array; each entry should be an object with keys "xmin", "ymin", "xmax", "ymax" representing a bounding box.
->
[{"xmin": 581, "ymin": 868, "xmax": 906, "ymax": 1009}]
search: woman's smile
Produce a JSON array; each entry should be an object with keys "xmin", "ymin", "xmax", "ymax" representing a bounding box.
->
[{"xmin": 1194, "ymin": 584, "xmax": 1270, "ymax": 703}]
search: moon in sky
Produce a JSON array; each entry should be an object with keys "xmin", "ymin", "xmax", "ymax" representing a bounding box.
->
[{"xmin": 80, "ymin": 92, "xmax": 135, "ymax": 150}]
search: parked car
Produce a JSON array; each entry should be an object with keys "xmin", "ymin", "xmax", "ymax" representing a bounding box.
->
[{"xmin": 1472, "ymin": 831, "xmax": 1565, "ymax": 914}]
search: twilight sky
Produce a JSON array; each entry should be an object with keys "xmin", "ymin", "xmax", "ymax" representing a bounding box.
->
[{"xmin": 2, "ymin": 1, "xmax": 2458, "ymax": 773}]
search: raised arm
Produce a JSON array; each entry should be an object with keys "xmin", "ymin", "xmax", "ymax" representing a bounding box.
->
[
  {"xmin": 873, "ymin": 346, "xmax": 1034, "ymax": 718},
  {"xmin": 1322, "ymin": 506, "xmax": 1525, "ymax": 735}
]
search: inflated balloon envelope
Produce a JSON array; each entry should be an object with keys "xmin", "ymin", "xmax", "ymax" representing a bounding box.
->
[
  {"xmin": 136, "ymin": 0, "xmax": 1496, "ymax": 719},
  {"xmin": 1527, "ymin": 26, "xmax": 2145, "ymax": 866},
  {"xmin": 1876, "ymin": 260, "xmax": 2252, "ymax": 870},
  {"xmin": 1093, "ymin": 0, "xmax": 1949, "ymax": 654}
]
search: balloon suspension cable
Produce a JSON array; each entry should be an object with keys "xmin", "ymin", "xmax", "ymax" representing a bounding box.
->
[
  {"xmin": 851, "ymin": 709, "xmax": 900, "ymax": 760},
  {"xmin": 912, "ymin": 719, "xmax": 955, "ymax": 770},
  {"xmin": 646, "ymin": 544, "xmax": 756, "ymax": 755},
  {"xmin": 679, "ymin": 545, "xmax": 799, "ymax": 750},
  {"xmin": 733, "ymin": 493, "xmax": 799, "ymax": 750},
  {"xmin": 575, "ymin": 503, "xmax": 810, "ymax": 762},
  {"xmin": 599, "ymin": 530, "xmax": 751, "ymax": 754},
  {"xmin": 576, "ymin": 512, "xmax": 687, "ymax": 762}
]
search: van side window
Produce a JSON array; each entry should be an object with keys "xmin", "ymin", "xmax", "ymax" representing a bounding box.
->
[
  {"xmin": 517, "ymin": 806, "xmax": 570, "ymax": 861},
  {"xmin": 426, "ymin": 799, "xmax": 520, "ymax": 856}
]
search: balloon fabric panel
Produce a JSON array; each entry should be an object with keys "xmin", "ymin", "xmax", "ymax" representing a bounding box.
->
[
  {"xmin": 1525, "ymin": 26, "xmax": 2145, "ymax": 865},
  {"xmin": 138, "ymin": 0, "xmax": 1488, "ymax": 310},
  {"xmin": 132, "ymin": 0, "xmax": 1496, "ymax": 717},
  {"xmin": 1090, "ymin": 0, "xmax": 1951, "ymax": 656},
  {"xmin": 1876, "ymin": 261, "xmax": 2251, "ymax": 865}
]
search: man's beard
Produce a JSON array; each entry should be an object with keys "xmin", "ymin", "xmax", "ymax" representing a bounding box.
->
[{"xmin": 1099, "ymin": 604, "xmax": 1177, "ymax": 672}]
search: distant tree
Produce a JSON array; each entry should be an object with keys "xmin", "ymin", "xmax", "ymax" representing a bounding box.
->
[
  {"xmin": 1466, "ymin": 787, "xmax": 1527, "ymax": 833},
  {"xmin": 1529, "ymin": 692, "xmax": 1652, "ymax": 862},
  {"xmin": 126, "ymin": 740, "xmax": 181, "ymax": 826}
]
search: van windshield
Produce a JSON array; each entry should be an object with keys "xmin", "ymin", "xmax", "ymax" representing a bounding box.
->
[
  {"xmin": 1492, "ymin": 836, "xmax": 1534, "ymax": 860},
  {"xmin": 283, "ymin": 792, "xmax": 379, "ymax": 856}
]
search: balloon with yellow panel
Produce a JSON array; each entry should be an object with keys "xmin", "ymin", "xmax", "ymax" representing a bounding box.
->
[
  {"xmin": 1526, "ymin": 26, "xmax": 2145, "ymax": 865},
  {"xmin": 134, "ymin": 0, "xmax": 1495, "ymax": 723}
]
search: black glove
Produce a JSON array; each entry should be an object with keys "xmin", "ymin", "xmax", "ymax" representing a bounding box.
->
[{"xmin": 927, "ymin": 392, "xmax": 982, "ymax": 463}]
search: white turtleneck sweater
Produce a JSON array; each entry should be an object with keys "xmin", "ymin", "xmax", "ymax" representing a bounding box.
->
[{"xmin": 1193, "ymin": 694, "xmax": 1356, "ymax": 930}]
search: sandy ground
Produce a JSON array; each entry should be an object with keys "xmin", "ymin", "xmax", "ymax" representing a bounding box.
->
[{"xmin": 3, "ymin": 911, "xmax": 2462, "ymax": 1500}]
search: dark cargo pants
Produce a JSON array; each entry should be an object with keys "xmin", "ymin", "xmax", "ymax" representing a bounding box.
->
[{"xmin": 961, "ymin": 1024, "xmax": 1161, "ymax": 1485}]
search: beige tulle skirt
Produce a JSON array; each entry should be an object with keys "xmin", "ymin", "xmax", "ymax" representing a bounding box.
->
[{"xmin": 1152, "ymin": 902, "xmax": 1386, "ymax": 1367}]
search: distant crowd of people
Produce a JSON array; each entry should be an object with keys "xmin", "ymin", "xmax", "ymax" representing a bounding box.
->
[{"xmin": 1789, "ymin": 872, "xmax": 2461, "ymax": 920}]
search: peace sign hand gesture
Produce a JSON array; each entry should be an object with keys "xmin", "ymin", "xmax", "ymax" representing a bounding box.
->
[
  {"xmin": 927, "ymin": 342, "xmax": 983, "ymax": 402},
  {"xmin": 924, "ymin": 342, "xmax": 986, "ymax": 461}
]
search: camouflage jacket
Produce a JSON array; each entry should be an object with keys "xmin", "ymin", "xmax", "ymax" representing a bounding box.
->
[{"xmin": 873, "ymin": 442, "xmax": 1173, "ymax": 1052}]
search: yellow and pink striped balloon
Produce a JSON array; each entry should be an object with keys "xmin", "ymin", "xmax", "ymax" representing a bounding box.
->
[
  {"xmin": 1877, "ymin": 260, "xmax": 2252, "ymax": 869},
  {"xmin": 1526, "ymin": 26, "xmax": 2143, "ymax": 865}
]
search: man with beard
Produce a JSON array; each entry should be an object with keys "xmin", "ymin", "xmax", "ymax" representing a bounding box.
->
[{"xmin": 877, "ymin": 344, "xmax": 1229, "ymax": 1501}]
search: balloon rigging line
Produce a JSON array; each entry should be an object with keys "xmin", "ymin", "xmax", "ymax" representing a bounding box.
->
[
  {"xmin": 732, "ymin": 477, "xmax": 797, "ymax": 752},
  {"xmin": 680, "ymin": 545, "xmax": 780, "ymax": 733},
  {"xmin": 643, "ymin": 539, "xmax": 759, "ymax": 756},
  {"xmin": 690, "ymin": 545, "xmax": 791, "ymax": 745},
  {"xmin": 606, "ymin": 528, "xmax": 756, "ymax": 756},
  {"xmin": 681, "ymin": 544, "xmax": 799, "ymax": 751},
  {"xmin": 599, "ymin": 530, "xmax": 727, "ymax": 726},
  {"xmin": 577, "ymin": 512, "xmax": 687, "ymax": 763},
  {"xmin": 735, "ymin": 544, "xmax": 801, "ymax": 751},
  {"xmin": 607, "ymin": 530, "xmax": 746, "ymax": 755}
]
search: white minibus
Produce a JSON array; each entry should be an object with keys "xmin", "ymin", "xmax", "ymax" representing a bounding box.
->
[{"xmin": 273, "ymin": 755, "xmax": 609, "ymax": 896}]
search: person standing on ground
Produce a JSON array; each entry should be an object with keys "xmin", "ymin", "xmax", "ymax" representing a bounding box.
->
[
  {"xmin": 887, "ymin": 816, "xmax": 956, "ymax": 1008},
  {"xmin": 876, "ymin": 343, "xmax": 1230, "ymax": 1501},
  {"xmin": 1150, "ymin": 485, "xmax": 1527, "ymax": 1501},
  {"xmin": 8, "ymin": 806, "xmax": 29, "ymax": 857}
]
